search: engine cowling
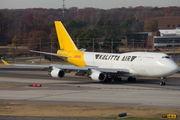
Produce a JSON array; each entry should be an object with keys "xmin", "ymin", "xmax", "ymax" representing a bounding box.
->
[
  {"xmin": 50, "ymin": 68, "xmax": 65, "ymax": 78},
  {"xmin": 90, "ymin": 70, "xmax": 106, "ymax": 81}
]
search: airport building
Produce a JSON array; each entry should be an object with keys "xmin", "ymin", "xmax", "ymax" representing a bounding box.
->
[
  {"xmin": 155, "ymin": 17, "xmax": 180, "ymax": 48},
  {"xmin": 126, "ymin": 32, "xmax": 159, "ymax": 48},
  {"xmin": 126, "ymin": 17, "xmax": 180, "ymax": 49},
  {"xmin": 154, "ymin": 28, "xmax": 180, "ymax": 48},
  {"xmin": 158, "ymin": 17, "xmax": 180, "ymax": 30}
]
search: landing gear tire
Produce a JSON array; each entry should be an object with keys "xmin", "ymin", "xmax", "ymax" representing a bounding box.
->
[
  {"xmin": 116, "ymin": 77, "xmax": 122, "ymax": 82},
  {"xmin": 160, "ymin": 81, "xmax": 166, "ymax": 86},
  {"xmin": 163, "ymin": 82, "xmax": 166, "ymax": 86},
  {"xmin": 103, "ymin": 78, "xmax": 112, "ymax": 83},
  {"xmin": 113, "ymin": 76, "xmax": 122, "ymax": 82},
  {"xmin": 160, "ymin": 77, "xmax": 166, "ymax": 86},
  {"xmin": 128, "ymin": 77, "xmax": 136, "ymax": 82}
]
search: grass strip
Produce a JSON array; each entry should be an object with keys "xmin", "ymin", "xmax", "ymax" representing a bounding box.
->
[{"xmin": 0, "ymin": 103, "xmax": 179, "ymax": 119}]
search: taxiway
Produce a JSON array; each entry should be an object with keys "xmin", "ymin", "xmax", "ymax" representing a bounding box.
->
[{"xmin": 0, "ymin": 65, "xmax": 180, "ymax": 109}]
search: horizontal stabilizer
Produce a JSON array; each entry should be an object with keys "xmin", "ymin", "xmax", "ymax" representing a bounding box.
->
[{"xmin": 30, "ymin": 50, "xmax": 68, "ymax": 58}]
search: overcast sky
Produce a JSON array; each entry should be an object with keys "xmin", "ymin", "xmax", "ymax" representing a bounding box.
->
[{"xmin": 0, "ymin": 0, "xmax": 179, "ymax": 9}]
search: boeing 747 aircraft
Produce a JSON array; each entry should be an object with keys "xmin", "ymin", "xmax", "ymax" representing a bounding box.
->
[{"xmin": 2, "ymin": 21, "xmax": 179, "ymax": 86}]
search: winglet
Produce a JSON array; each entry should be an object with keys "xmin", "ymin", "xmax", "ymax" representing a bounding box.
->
[{"xmin": 1, "ymin": 59, "xmax": 9, "ymax": 65}]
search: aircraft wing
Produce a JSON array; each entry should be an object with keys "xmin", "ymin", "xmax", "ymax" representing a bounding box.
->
[
  {"xmin": 1, "ymin": 59, "xmax": 50, "ymax": 68},
  {"xmin": 52, "ymin": 64, "xmax": 89, "ymax": 71},
  {"xmin": 2, "ymin": 59, "xmax": 129, "ymax": 74},
  {"xmin": 94, "ymin": 68, "xmax": 129, "ymax": 74},
  {"xmin": 1, "ymin": 59, "xmax": 87, "ymax": 70},
  {"xmin": 53, "ymin": 64, "xmax": 129, "ymax": 74}
]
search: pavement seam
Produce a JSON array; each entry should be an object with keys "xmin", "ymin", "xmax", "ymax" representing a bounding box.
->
[
  {"xmin": 20, "ymin": 90, "xmax": 88, "ymax": 101},
  {"xmin": 95, "ymin": 87, "xmax": 180, "ymax": 91}
]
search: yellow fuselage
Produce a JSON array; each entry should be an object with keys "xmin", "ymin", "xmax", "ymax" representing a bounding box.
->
[{"xmin": 57, "ymin": 50, "xmax": 86, "ymax": 67}]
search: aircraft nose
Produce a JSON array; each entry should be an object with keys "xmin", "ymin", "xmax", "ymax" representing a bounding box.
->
[
  {"xmin": 171, "ymin": 63, "xmax": 179, "ymax": 73},
  {"xmin": 164, "ymin": 62, "xmax": 179, "ymax": 75}
]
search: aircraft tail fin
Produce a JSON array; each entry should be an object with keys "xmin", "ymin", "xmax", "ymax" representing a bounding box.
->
[{"xmin": 54, "ymin": 21, "xmax": 78, "ymax": 52}]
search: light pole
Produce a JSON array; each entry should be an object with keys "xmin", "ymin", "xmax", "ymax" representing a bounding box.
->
[
  {"xmin": 39, "ymin": 38, "xmax": 41, "ymax": 63},
  {"xmin": 111, "ymin": 39, "xmax": 113, "ymax": 53},
  {"xmin": 132, "ymin": 39, "xmax": 134, "ymax": 51},
  {"xmin": 77, "ymin": 39, "xmax": 79, "ymax": 49},
  {"xmin": 173, "ymin": 39, "xmax": 175, "ymax": 61},
  {"xmin": 51, "ymin": 38, "xmax": 52, "ymax": 61},
  {"xmin": 93, "ymin": 39, "xmax": 94, "ymax": 52}
]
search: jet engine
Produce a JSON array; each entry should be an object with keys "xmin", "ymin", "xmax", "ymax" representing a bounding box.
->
[
  {"xmin": 50, "ymin": 68, "xmax": 65, "ymax": 78},
  {"xmin": 90, "ymin": 70, "xmax": 106, "ymax": 81}
]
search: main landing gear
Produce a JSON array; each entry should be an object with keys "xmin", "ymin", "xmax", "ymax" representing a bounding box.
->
[
  {"xmin": 160, "ymin": 77, "xmax": 166, "ymax": 86},
  {"xmin": 102, "ymin": 75, "xmax": 122, "ymax": 83},
  {"xmin": 112, "ymin": 75, "xmax": 122, "ymax": 82},
  {"xmin": 127, "ymin": 77, "xmax": 136, "ymax": 82}
]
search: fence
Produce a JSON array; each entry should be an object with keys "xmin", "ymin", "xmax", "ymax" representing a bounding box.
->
[{"xmin": 0, "ymin": 38, "xmax": 179, "ymax": 63}]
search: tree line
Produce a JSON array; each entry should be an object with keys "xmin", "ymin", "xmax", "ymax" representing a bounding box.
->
[{"xmin": 0, "ymin": 6, "xmax": 180, "ymax": 51}]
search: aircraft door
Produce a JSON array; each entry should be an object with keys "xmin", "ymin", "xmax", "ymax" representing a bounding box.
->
[{"xmin": 132, "ymin": 53, "xmax": 147, "ymax": 75}]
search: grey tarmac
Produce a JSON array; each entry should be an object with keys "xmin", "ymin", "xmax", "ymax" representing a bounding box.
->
[{"xmin": 0, "ymin": 65, "xmax": 180, "ymax": 109}]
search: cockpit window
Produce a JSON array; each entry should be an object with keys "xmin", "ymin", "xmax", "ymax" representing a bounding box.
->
[{"xmin": 162, "ymin": 56, "xmax": 170, "ymax": 59}]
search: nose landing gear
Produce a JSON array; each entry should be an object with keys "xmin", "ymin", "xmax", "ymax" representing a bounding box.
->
[{"xmin": 160, "ymin": 77, "xmax": 166, "ymax": 86}]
